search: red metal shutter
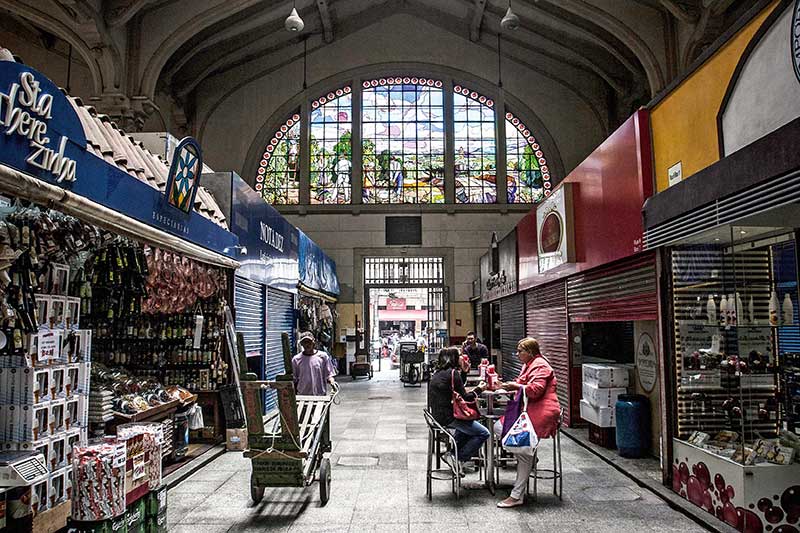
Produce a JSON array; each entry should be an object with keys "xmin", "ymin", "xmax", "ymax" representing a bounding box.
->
[
  {"xmin": 525, "ymin": 281, "xmax": 572, "ymax": 426},
  {"xmin": 566, "ymin": 253, "xmax": 657, "ymax": 322}
]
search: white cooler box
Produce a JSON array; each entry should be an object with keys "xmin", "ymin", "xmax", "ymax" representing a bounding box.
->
[
  {"xmin": 580, "ymin": 398, "xmax": 616, "ymax": 427},
  {"xmin": 582, "ymin": 364, "xmax": 630, "ymax": 388},
  {"xmin": 582, "ymin": 381, "xmax": 627, "ymax": 408}
]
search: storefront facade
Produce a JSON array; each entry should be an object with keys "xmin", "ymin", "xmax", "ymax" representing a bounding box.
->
[
  {"xmin": 516, "ymin": 109, "xmax": 658, "ymax": 432},
  {"xmin": 643, "ymin": 1, "xmax": 800, "ymax": 529},
  {"xmin": 0, "ymin": 59, "xmax": 240, "ymax": 528}
]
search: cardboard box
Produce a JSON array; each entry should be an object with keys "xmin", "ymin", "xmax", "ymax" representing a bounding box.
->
[
  {"xmin": 35, "ymin": 329, "xmax": 62, "ymax": 366},
  {"xmin": 127, "ymin": 498, "xmax": 146, "ymax": 530},
  {"xmin": 145, "ymin": 485, "xmax": 167, "ymax": 517},
  {"xmin": 580, "ymin": 398, "xmax": 616, "ymax": 427},
  {"xmin": 50, "ymin": 366, "xmax": 66, "ymax": 398},
  {"xmin": 49, "ymin": 399, "xmax": 66, "ymax": 434},
  {"xmin": 582, "ymin": 381, "xmax": 627, "ymax": 408},
  {"xmin": 65, "ymin": 427, "xmax": 81, "ymax": 463},
  {"xmin": 582, "ymin": 364, "xmax": 630, "ymax": 388},
  {"xmin": 65, "ymin": 364, "xmax": 80, "ymax": 397},
  {"xmin": 77, "ymin": 393, "xmax": 89, "ymax": 428},
  {"xmin": 226, "ymin": 428, "xmax": 248, "ymax": 451},
  {"xmin": 77, "ymin": 362, "xmax": 91, "ymax": 394},
  {"xmin": 48, "ymin": 468, "xmax": 67, "ymax": 509},
  {"xmin": 65, "ymin": 397, "xmax": 79, "ymax": 430},
  {"xmin": 49, "ymin": 434, "xmax": 67, "ymax": 471}
]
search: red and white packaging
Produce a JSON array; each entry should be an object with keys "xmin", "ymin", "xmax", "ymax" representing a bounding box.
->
[{"xmin": 71, "ymin": 440, "xmax": 126, "ymax": 521}]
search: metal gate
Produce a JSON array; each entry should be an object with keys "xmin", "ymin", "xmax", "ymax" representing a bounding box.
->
[
  {"xmin": 427, "ymin": 286, "xmax": 450, "ymax": 353},
  {"xmin": 525, "ymin": 281, "xmax": 572, "ymax": 426},
  {"xmin": 500, "ymin": 294, "xmax": 525, "ymax": 381},
  {"xmin": 234, "ymin": 276, "xmax": 266, "ymax": 367},
  {"xmin": 265, "ymin": 287, "xmax": 295, "ymax": 412}
]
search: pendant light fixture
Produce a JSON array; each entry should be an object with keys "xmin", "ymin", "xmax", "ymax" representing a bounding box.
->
[
  {"xmin": 500, "ymin": 0, "xmax": 520, "ymax": 31},
  {"xmin": 285, "ymin": 1, "xmax": 305, "ymax": 32}
]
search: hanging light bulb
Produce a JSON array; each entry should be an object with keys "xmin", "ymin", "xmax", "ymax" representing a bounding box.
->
[
  {"xmin": 285, "ymin": 5, "xmax": 305, "ymax": 32},
  {"xmin": 500, "ymin": 1, "xmax": 520, "ymax": 31}
]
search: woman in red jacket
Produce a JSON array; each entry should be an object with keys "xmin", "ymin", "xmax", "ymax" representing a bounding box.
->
[{"xmin": 495, "ymin": 337, "xmax": 561, "ymax": 508}]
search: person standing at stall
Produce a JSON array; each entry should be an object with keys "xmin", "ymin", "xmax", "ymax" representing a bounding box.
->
[
  {"xmin": 494, "ymin": 337, "xmax": 560, "ymax": 508},
  {"xmin": 462, "ymin": 331, "xmax": 489, "ymax": 369},
  {"xmin": 292, "ymin": 331, "xmax": 336, "ymax": 396}
]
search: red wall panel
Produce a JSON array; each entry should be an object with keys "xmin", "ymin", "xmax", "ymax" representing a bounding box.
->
[{"xmin": 518, "ymin": 110, "xmax": 653, "ymax": 290}]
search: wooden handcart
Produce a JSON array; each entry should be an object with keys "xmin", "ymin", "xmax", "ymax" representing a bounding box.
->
[{"xmin": 240, "ymin": 333, "xmax": 338, "ymax": 506}]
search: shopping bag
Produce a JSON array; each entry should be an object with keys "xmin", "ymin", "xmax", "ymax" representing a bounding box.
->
[
  {"xmin": 500, "ymin": 389, "xmax": 523, "ymax": 438},
  {"xmin": 501, "ymin": 392, "xmax": 538, "ymax": 455}
]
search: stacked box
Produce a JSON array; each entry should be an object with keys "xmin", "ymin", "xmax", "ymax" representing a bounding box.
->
[
  {"xmin": 580, "ymin": 364, "xmax": 631, "ymax": 429},
  {"xmin": 144, "ymin": 485, "xmax": 167, "ymax": 518}
]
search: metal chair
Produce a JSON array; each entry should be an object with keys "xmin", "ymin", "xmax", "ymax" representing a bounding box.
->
[
  {"xmin": 423, "ymin": 409, "xmax": 461, "ymax": 500},
  {"xmin": 527, "ymin": 408, "xmax": 563, "ymax": 501}
]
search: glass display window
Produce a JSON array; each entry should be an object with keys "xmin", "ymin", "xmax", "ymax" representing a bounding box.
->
[{"xmin": 668, "ymin": 225, "xmax": 800, "ymax": 532}]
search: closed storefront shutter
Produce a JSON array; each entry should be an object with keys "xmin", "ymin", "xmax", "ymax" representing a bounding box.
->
[
  {"xmin": 473, "ymin": 301, "xmax": 483, "ymax": 342},
  {"xmin": 566, "ymin": 253, "xmax": 657, "ymax": 322},
  {"xmin": 500, "ymin": 294, "xmax": 525, "ymax": 381},
  {"xmin": 234, "ymin": 276, "xmax": 266, "ymax": 363},
  {"xmin": 525, "ymin": 281, "xmax": 572, "ymax": 425},
  {"xmin": 266, "ymin": 288, "xmax": 295, "ymax": 412}
]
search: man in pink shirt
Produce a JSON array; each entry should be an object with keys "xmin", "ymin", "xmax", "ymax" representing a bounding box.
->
[{"xmin": 292, "ymin": 331, "xmax": 336, "ymax": 396}]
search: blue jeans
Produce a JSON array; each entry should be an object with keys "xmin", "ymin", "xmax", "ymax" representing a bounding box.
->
[{"xmin": 448, "ymin": 419, "xmax": 490, "ymax": 462}]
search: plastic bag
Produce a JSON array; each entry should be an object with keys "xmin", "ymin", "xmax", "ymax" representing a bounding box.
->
[
  {"xmin": 501, "ymin": 392, "xmax": 538, "ymax": 455},
  {"xmin": 187, "ymin": 404, "xmax": 205, "ymax": 430}
]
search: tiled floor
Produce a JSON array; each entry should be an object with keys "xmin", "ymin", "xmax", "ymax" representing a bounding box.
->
[{"xmin": 168, "ymin": 369, "xmax": 711, "ymax": 532}]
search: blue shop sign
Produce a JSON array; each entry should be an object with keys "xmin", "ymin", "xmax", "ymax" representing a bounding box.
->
[
  {"xmin": 299, "ymin": 229, "xmax": 340, "ymax": 297},
  {"xmin": 229, "ymin": 176, "xmax": 299, "ymax": 292},
  {"xmin": 0, "ymin": 62, "xmax": 237, "ymax": 256}
]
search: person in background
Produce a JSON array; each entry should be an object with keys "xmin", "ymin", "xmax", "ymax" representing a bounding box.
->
[
  {"xmin": 428, "ymin": 347, "xmax": 489, "ymax": 475},
  {"xmin": 292, "ymin": 331, "xmax": 336, "ymax": 396},
  {"xmin": 494, "ymin": 337, "xmax": 561, "ymax": 508},
  {"xmin": 462, "ymin": 331, "xmax": 489, "ymax": 369}
]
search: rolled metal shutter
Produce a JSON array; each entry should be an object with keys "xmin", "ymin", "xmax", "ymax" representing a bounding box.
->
[
  {"xmin": 525, "ymin": 281, "xmax": 572, "ymax": 426},
  {"xmin": 473, "ymin": 301, "xmax": 483, "ymax": 342},
  {"xmin": 566, "ymin": 253, "xmax": 657, "ymax": 322},
  {"xmin": 266, "ymin": 288, "xmax": 295, "ymax": 412},
  {"xmin": 500, "ymin": 294, "xmax": 525, "ymax": 381},
  {"xmin": 234, "ymin": 276, "xmax": 265, "ymax": 361}
]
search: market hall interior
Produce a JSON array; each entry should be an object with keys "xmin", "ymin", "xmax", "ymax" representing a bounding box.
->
[{"xmin": 0, "ymin": 0, "xmax": 798, "ymax": 532}]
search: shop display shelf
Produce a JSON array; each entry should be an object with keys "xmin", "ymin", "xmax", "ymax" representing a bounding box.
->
[{"xmin": 112, "ymin": 399, "xmax": 180, "ymax": 423}]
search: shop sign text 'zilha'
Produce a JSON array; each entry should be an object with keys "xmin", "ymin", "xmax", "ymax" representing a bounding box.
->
[{"xmin": 0, "ymin": 71, "xmax": 77, "ymax": 183}]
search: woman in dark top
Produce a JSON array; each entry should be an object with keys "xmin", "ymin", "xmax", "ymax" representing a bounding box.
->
[{"xmin": 428, "ymin": 347, "xmax": 490, "ymax": 471}]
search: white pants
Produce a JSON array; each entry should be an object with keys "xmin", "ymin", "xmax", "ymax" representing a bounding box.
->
[{"xmin": 494, "ymin": 420, "xmax": 534, "ymax": 500}]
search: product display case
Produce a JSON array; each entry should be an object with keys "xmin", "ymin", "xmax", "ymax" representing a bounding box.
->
[{"xmin": 668, "ymin": 226, "xmax": 800, "ymax": 531}]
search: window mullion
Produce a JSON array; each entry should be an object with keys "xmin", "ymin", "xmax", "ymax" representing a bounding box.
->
[
  {"xmin": 444, "ymin": 79, "xmax": 455, "ymax": 204},
  {"xmin": 495, "ymin": 92, "xmax": 508, "ymax": 204},
  {"xmin": 299, "ymin": 97, "xmax": 311, "ymax": 205},
  {"xmin": 352, "ymin": 82, "xmax": 363, "ymax": 205}
]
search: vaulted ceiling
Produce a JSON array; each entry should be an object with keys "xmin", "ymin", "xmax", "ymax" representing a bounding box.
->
[{"xmin": 0, "ymin": 0, "xmax": 755, "ymax": 163}]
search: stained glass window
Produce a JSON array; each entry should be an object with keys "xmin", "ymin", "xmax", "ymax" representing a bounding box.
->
[
  {"xmin": 453, "ymin": 86, "xmax": 496, "ymax": 203},
  {"xmin": 361, "ymin": 77, "xmax": 445, "ymax": 204},
  {"xmin": 257, "ymin": 113, "xmax": 301, "ymax": 204},
  {"xmin": 505, "ymin": 111, "xmax": 551, "ymax": 203},
  {"xmin": 310, "ymin": 86, "xmax": 352, "ymax": 204}
]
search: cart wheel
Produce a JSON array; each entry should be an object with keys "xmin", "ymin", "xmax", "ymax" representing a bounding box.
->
[
  {"xmin": 251, "ymin": 483, "xmax": 264, "ymax": 503},
  {"xmin": 319, "ymin": 457, "xmax": 332, "ymax": 506}
]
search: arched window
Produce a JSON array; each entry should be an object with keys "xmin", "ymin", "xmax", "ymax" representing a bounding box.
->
[
  {"xmin": 310, "ymin": 86, "xmax": 352, "ymax": 204},
  {"xmin": 505, "ymin": 111, "xmax": 551, "ymax": 203},
  {"xmin": 362, "ymin": 77, "xmax": 445, "ymax": 204},
  {"xmin": 257, "ymin": 76, "xmax": 552, "ymax": 205},
  {"xmin": 257, "ymin": 113, "xmax": 300, "ymax": 204},
  {"xmin": 454, "ymin": 86, "xmax": 496, "ymax": 203}
]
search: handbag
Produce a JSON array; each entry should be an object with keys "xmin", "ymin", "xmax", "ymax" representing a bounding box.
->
[
  {"xmin": 451, "ymin": 370, "xmax": 480, "ymax": 421},
  {"xmin": 501, "ymin": 391, "xmax": 538, "ymax": 455},
  {"xmin": 500, "ymin": 389, "xmax": 523, "ymax": 438}
]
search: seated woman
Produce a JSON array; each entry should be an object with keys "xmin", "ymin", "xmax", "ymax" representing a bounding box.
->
[
  {"xmin": 428, "ymin": 347, "xmax": 490, "ymax": 473},
  {"xmin": 494, "ymin": 337, "xmax": 561, "ymax": 508}
]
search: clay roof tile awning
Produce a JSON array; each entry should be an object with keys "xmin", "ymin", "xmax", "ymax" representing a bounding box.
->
[{"xmin": 65, "ymin": 95, "xmax": 228, "ymax": 230}]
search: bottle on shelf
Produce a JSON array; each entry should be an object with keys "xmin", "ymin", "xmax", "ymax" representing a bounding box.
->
[
  {"xmin": 783, "ymin": 294, "xmax": 794, "ymax": 326},
  {"xmin": 735, "ymin": 293, "xmax": 744, "ymax": 326},
  {"xmin": 706, "ymin": 295, "xmax": 716, "ymax": 325},
  {"xmin": 720, "ymin": 295, "xmax": 728, "ymax": 326},
  {"xmin": 770, "ymin": 291, "xmax": 780, "ymax": 326},
  {"xmin": 748, "ymin": 295, "xmax": 755, "ymax": 325}
]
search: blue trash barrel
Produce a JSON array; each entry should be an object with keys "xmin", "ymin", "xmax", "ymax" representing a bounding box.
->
[{"xmin": 615, "ymin": 394, "xmax": 650, "ymax": 458}]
